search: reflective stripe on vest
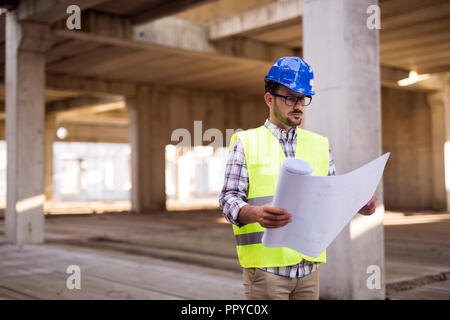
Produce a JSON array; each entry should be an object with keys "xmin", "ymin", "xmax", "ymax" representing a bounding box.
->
[
  {"xmin": 229, "ymin": 125, "xmax": 329, "ymax": 268},
  {"xmin": 235, "ymin": 231, "xmax": 264, "ymax": 246},
  {"xmin": 247, "ymin": 196, "xmax": 273, "ymax": 206}
]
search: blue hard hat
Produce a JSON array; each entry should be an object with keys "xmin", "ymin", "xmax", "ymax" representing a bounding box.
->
[{"xmin": 264, "ymin": 57, "xmax": 315, "ymax": 96}]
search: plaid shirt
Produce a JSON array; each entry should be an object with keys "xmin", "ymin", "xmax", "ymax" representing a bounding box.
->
[{"xmin": 219, "ymin": 119, "xmax": 336, "ymax": 279}]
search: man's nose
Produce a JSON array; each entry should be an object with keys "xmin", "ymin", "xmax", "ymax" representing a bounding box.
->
[{"xmin": 293, "ymin": 105, "xmax": 305, "ymax": 112}]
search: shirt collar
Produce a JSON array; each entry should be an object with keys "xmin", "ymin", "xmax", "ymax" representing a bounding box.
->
[{"xmin": 264, "ymin": 118, "xmax": 297, "ymax": 141}]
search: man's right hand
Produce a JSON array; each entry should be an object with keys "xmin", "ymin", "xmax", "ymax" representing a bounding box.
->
[
  {"xmin": 238, "ymin": 202, "xmax": 292, "ymax": 228},
  {"xmin": 257, "ymin": 203, "xmax": 292, "ymax": 228}
]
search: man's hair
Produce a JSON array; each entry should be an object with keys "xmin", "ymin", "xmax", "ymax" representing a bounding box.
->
[{"xmin": 264, "ymin": 80, "xmax": 281, "ymax": 94}]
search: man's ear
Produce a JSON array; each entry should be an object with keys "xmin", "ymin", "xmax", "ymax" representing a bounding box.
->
[{"xmin": 264, "ymin": 92, "xmax": 273, "ymax": 108}]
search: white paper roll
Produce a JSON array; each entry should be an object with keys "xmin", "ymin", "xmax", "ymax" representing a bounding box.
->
[
  {"xmin": 282, "ymin": 158, "xmax": 313, "ymax": 175},
  {"xmin": 262, "ymin": 153, "xmax": 390, "ymax": 258}
]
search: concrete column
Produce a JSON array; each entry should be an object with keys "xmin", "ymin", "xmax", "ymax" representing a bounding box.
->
[
  {"xmin": 444, "ymin": 76, "xmax": 450, "ymax": 211},
  {"xmin": 303, "ymin": 0, "xmax": 384, "ymax": 299},
  {"xmin": 44, "ymin": 113, "xmax": 57, "ymax": 203},
  {"xmin": 427, "ymin": 92, "xmax": 447, "ymax": 211},
  {"xmin": 126, "ymin": 85, "xmax": 168, "ymax": 213},
  {"xmin": 5, "ymin": 12, "xmax": 53, "ymax": 244},
  {"xmin": 126, "ymin": 95, "xmax": 140, "ymax": 213},
  {"xmin": 382, "ymin": 88, "xmax": 433, "ymax": 211}
]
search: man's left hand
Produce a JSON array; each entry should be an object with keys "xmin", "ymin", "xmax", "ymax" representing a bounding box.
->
[{"xmin": 358, "ymin": 195, "xmax": 377, "ymax": 216}]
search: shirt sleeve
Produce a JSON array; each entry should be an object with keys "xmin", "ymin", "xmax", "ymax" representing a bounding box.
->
[{"xmin": 219, "ymin": 137, "xmax": 249, "ymax": 227}]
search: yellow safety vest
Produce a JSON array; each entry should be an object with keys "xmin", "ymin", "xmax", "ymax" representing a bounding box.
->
[{"xmin": 229, "ymin": 125, "xmax": 329, "ymax": 268}]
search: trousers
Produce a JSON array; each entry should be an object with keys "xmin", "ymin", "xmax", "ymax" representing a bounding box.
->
[{"xmin": 243, "ymin": 266, "xmax": 320, "ymax": 300}]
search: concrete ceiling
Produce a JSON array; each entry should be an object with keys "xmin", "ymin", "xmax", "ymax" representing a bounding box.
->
[
  {"xmin": 1, "ymin": 0, "xmax": 449, "ymax": 124},
  {"xmin": 45, "ymin": 35, "xmax": 269, "ymax": 94},
  {"xmin": 379, "ymin": 0, "xmax": 450, "ymax": 74},
  {"xmin": 175, "ymin": 0, "xmax": 277, "ymax": 23},
  {"xmin": 196, "ymin": 0, "xmax": 450, "ymax": 74},
  {"xmin": 49, "ymin": 0, "xmax": 449, "ymax": 86},
  {"xmin": 41, "ymin": 0, "xmax": 450, "ymax": 96}
]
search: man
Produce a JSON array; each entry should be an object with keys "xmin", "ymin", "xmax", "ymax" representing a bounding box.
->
[{"xmin": 219, "ymin": 57, "xmax": 377, "ymax": 300}]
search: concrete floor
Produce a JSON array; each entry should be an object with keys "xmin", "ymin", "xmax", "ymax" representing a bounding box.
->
[{"xmin": 0, "ymin": 210, "xmax": 449, "ymax": 300}]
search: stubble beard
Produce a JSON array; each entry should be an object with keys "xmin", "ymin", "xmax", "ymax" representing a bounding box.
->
[{"xmin": 273, "ymin": 101, "xmax": 302, "ymax": 128}]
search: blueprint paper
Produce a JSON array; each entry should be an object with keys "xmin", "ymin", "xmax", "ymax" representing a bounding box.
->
[{"xmin": 262, "ymin": 153, "xmax": 390, "ymax": 258}]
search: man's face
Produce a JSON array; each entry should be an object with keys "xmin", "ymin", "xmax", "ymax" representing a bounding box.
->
[{"xmin": 264, "ymin": 85, "xmax": 307, "ymax": 129}]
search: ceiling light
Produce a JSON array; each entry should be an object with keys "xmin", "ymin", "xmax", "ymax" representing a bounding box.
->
[
  {"xmin": 56, "ymin": 127, "xmax": 68, "ymax": 140},
  {"xmin": 397, "ymin": 70, "xmax": 431, "ymax": 86}
]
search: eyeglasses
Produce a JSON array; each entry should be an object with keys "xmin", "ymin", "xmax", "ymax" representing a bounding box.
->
[{"xmin": 271, "ymin": 93, "xmax": 312, "ymax": 107}]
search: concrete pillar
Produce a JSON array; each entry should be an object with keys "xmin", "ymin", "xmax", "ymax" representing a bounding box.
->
[
  {"xmin": 427, "ymin": 92, "xmax": 447, "ymax": 211},
  {"xmin": 44, "ymin": 113, "xmax": 57, "ymax": 203},
  {"xmin": 444, "ymin": 76, "xmax": 450, "ymax": 211},
  {"xmin": 382, "ymin": 88, "xmax": 433, "ymax": 211},
  {"xmin": 303, "ymin": 0, "xmax": 384, "ymax": 299},
  {"xmin": 126, "ymin": 85, "xmax": 168, "ymax": 213},
  {"xmin": 126, "ymin": 95, "xmax": 140, "ymax": 213},
  {"xmin": 5, "ymin": 12, "xmax": 53, "ymax": 244}
]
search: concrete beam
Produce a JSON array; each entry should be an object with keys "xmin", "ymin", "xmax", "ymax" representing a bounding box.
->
[
  {"xmin": 54, "ymin": 21, "xmax": 294, "ymax": 67},
  {"xmin": 55, "ymin": 121, "xmax": 129, "ymax": 143},
  {"xmin": 380, "ymin": 65, "xmax": 445, "ymax": 92},
  {"xmin": 403, "ymin": 74, "xmax": 445, "ymax": 92},
  {"xmin": 208, "ymin": 0, "xmax": 303, "ymax": 40},
  {"xmin": 381, "ymin": 1, "xmax": 450, "ymax": 30},
  {"xmin": 56, "ymin": 110, "xmax": 128, "ymax": 126},
  {"xmin": 134, "ymin": 17, "xmax": 298, "ymax": 63},
  {"xmin": 51, "ymin": 9, "xmax": 133, "ymax": 39},
  {"xmin": 380, "ymin": 31, "xmax": 450, "ymax": 56},
  {"xmin": 50, "ymin": 8, "xmax": 294, "ymax": 77},
  {"xmin": 380, "ymin": 16, "xmax": 450, "ymax": 44},
  {"xmin": 418, "ymin": 65, "xmax": 450, "ymax": 75},
  {"xmin": 46, "ymin": 95, "xmax": 123, "ymax": 114},
  {"xmin": 52, "ymin": 26, "xmax": 286, "ymax": 88},
  {"xmin": 380, "ymin": 65, "xmax": 410, "ymax": 89},
  {"xmin": 174, "ymin": 0, "xmax": 277, "ymax": 23},
  {"xmin": 17, "ymin": 0, "xmax": 109, "ymax": 23},
  {"xmin": 46, "ymin": 73, "xmax": 136, "ymax": 97},
  {"xmin": 131, "ymin": 0, "xmax": 214, "ymax": 25},
  {"xmin": 214, "ymin": 37, "xmax": 300, "ymax": 63},
  {"xmin": 15, "ymin": 20, "xmax": 54, "ymax": 51}
]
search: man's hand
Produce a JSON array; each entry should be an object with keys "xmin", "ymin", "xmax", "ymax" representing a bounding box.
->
[
  {"xmin": 257, "ymin": 203, "xmax": 292, "ymax": 228},
  {"xmin": 358, "ymin": 195, "xmax": 377, "ymax": 216},
  {"xmin": 237, "ymin": 203, "xmax": 292, "ymax": 228}
]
